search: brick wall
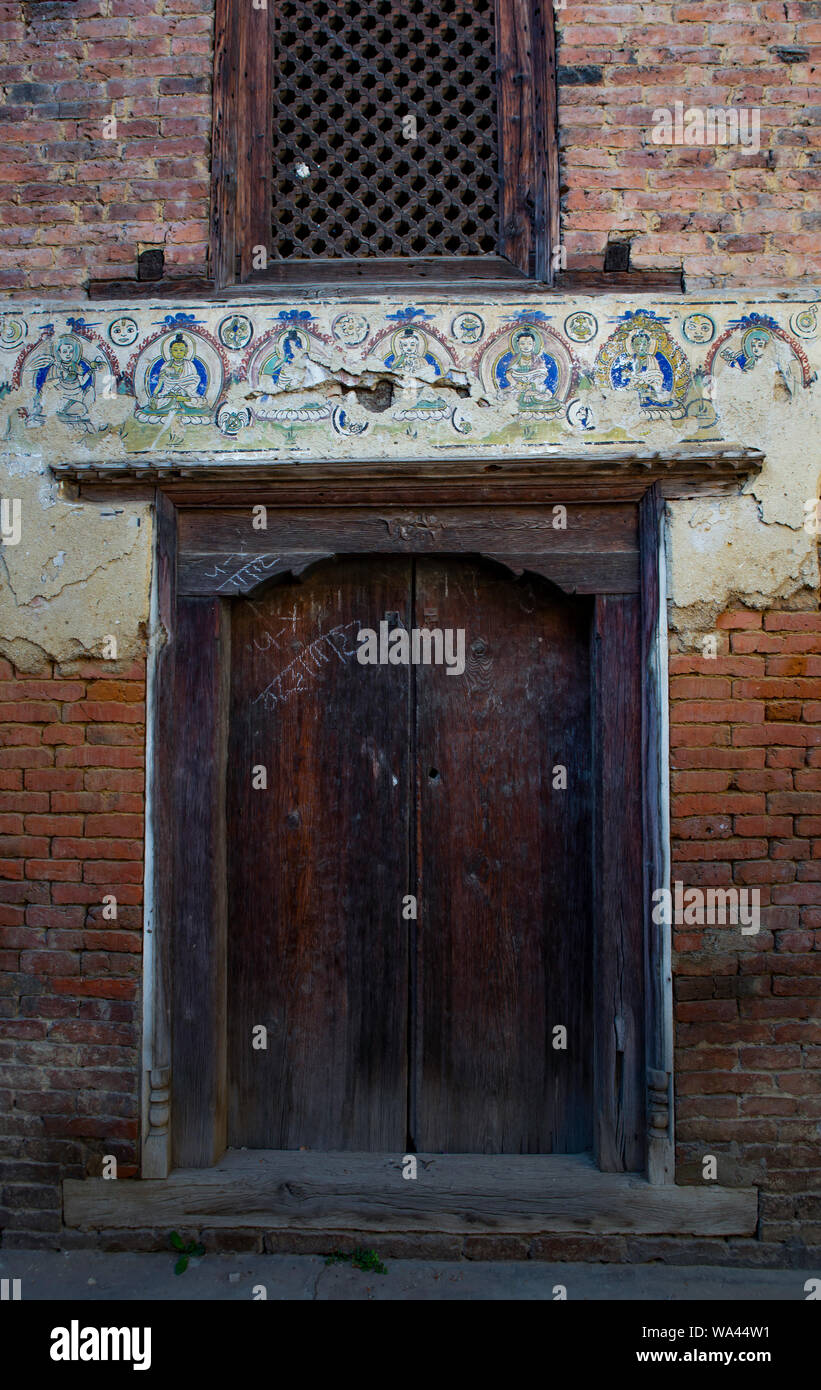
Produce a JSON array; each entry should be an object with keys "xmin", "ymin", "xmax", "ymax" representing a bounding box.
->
[
  {"xmin": 0, "ymin": 0, "xmax": 816, "ymax": 295},
  {"xmin": 0, "ymin": 0, "xmax": 213, "ymax": 296},
  {"xmin": 0, "ymin": 657, "xmax": 145, "ymax": 1248},
  {"xmin": 558, "ymin": 0, "xmax": 820, "ymax": 285},
  {"xmin": 670, "ymin": 610, "xmax": 821, "ymax": 1254},
  {"xmin": 2, "ymin": 624, "xmax": 820, "ymax": 1256}
]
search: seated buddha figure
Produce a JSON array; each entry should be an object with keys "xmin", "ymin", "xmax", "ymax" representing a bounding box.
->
[{"xmin": 135, "ymin": 333, "xmax": 212, "ymax": 425}]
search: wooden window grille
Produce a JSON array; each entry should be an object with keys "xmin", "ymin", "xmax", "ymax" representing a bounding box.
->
[{"xmin": 211, "ymin": 0, "xmax": 558, "ymax": 288}]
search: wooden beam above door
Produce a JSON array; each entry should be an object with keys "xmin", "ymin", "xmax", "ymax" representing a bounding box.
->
[{"xmin": 52, "ymin": 445, "xmax": 764, "ymax": 500}]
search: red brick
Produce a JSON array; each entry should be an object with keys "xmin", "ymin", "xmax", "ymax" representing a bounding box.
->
[
  {"xmin": 0, "ymin": 836, "xmax": 49, "ymax": 857},
  {"xmin": 81, "ymin": 862, "xmax": 143, "ymax": 884},
  {"xmin": 717, "ymin": 612, "xmax": 762, "ymax": 630},
  {"xmin": 672, "ymin": 700, "xmax": 764, "ymax": 724},
  {"xmin": 63, "ymin": 702, "xmax": 144, "ymax": 724},
  {"xmin": 51, "ymin": 838, "xmax": 142, "ymax": 861},
  {"xmin": 83, "ymin": 771, "xmax": 144, "ymax": 792},
  {"xmin": 84, "ymin": 681, "xmax": 144, "ymax": 702},
  {"xmin": 84, "ymin": 815, "xmax": 143, "ymax": 837},
  {"xmin": 25, "ymin": 860, "xmax": 82, "ymax": 882},
  {"xmin": 25, "ymin": 771, "xmax": 83, "ymax": 791},
  {"xmin": 49, "ymin": 792, "xmax": 140, "ymax": 815},
  {"xmin": 56, "ymin": 749, "xmax": 143, "ymax": 768},
  {"xmin": 0, "ymin": 702, "xmax": 61, "ymax": 723},
  {"xmin": 764, "ymin": 613, "xmax": 821, "ymax": 632},
  {"xmin": 24, "ymin": 816, "xmax": 84, "ymax": 836},
  {"xmin": 41, "ymin": 724, "xmax": 85, "ymax": 746}
]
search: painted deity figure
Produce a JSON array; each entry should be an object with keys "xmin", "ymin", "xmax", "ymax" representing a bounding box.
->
[
  {"xmin": 27, "ymin": 333, "xmax": 99, "ymax": 431},
  {"xmin": 610, "ymin": 327, "xmax": 673, "ymax": 406},
  {"xmin": 134, "ymin": 333, "xmax": 212, "ymax": 425},
  {"xmin": 718, "ymin": 323, "xmax": 803, "ymax": 395},
  {"xmin": 720, "ymin": 326, "xmax": 770, "ymax": 373},
  {"xmin": 495, "ymin": 328, "xmax": 559, "ymax": 409},
  {"xmin": 261, "ymin": 330, "xmax": 328, "ymax": 392},
  {"xmin": 385, "ymin": 328, "xmax": 441, "ymax": 383}
]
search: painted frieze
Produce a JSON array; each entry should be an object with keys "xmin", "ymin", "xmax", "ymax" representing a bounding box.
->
[{"xmin": 0, "ymin": 295, "xmax": 816, "ymax": 466}]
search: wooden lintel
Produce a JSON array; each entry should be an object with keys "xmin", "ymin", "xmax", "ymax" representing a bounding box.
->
[
  {"xmin": 556, "ymin": 269, "xmax": 685, "ymax": 293},
  {"xmin": 51, "ymin": 446, "xmax": 764, "ymax": 499}
]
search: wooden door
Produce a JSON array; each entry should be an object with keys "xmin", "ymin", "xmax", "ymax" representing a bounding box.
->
[{"xmin": 226, "ymin": 555, "xmax": 593, "ymax": 1153}]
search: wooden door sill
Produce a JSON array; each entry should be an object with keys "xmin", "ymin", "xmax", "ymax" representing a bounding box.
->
[{"xmin": 63, "ymin": 1150, "xmax": 757, "ymax": 1236}]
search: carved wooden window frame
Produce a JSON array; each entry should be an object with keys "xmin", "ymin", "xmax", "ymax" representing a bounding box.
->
[{"xmin": 210, "ymin": 0, "xmax": 559, "ymax": 289}]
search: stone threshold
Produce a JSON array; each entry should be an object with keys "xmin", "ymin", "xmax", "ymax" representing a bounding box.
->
[{"xmin": 63, "ymin": 1151, "xmax": 758, "ymax": 1237}]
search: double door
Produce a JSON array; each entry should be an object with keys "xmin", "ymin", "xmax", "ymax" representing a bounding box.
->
[{"xmin": 226, "ymin": 554, "xmax": 593, "ymax": 1153}]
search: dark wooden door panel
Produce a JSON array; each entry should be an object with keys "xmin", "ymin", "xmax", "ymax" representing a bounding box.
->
[
  {"xmin": 226, "ymin": 553, "xmax": 596, "ymax": 1155},
  {"xmin": 413, "ymin": 560, "xmax": 593, "ymax": 1153},
  {"xmin": 226, "ymin": 557, "xmax": 412, "ymax": 1150}
]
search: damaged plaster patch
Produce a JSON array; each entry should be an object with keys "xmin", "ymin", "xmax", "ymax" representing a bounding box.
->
[
  {"xmin": 665, "ymin": 337, "xmax": 821, "ymax": 643},
  {"xmin": 0, "ymin": 456, "xmax": 151, "ymax": 673},
  {"xmin": 667, "ymin": 495, "xmax": 819, "ymax": 648}
]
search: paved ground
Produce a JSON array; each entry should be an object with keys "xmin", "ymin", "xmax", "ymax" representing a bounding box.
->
[{"xmin": 0, "ymin": 1251, "xmax": 812, "ymax": 1300}]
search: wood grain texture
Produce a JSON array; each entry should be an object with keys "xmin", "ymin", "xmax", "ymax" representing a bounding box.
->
[
  {"xmin": 237, "ymin": 0, "xmax": 273, "ymax": 281},
  {"xmin": 171, "ymin": 598, "xmax": 230, "ymax": 1167},
  {"xmin": 226, "ymin": 558, "xmax": 412, "ymax": 1149},
  {"xmin": 61, "ymin": 454, "xmax": 764, "ymax": 498},
  {"xmin": 178, "ymin": 504, "xmax": 638, "ymax": 555},
  {"xmin": 175, "ymin": 504, "xmax": 640, "ymax": 596},
  {"xmin": 141, "ymin": 490, "xmax": 177, "ymax": 1179},
  {"xmin": 64, "ymin": 1151, "xmax": 758, "ymax": 1235},
  {"xmin": 240, "ymin": 256, "xmax": 527, "ymax": 285},
  {"xmin": 640, "ymin": 486, "xmax": 674, "ymax": 1183},
  {"xmin": 593, "ymin": 595, "xmax": 646, "ymax": 1173},
  {"xmin": 180, "ymin": 550, "xmax": 638, "ymax": 598},
  {"xmin": 414, "ymin": 560, "xmax": 593, "ymax": 1153},
  {"xmin": 533, "ymin": 0, "xmax": 559, "ymax": 281},
  {"xmin": 555, "ymin": 270, "xmax": 685, "ymax": 293},
  {"xmin": 496, "ymin": 0, "xmax": 539, "ymax": 276},
  {"xmin": 210, "ymin": 0, "xmax": 237, "ymax": 289}
]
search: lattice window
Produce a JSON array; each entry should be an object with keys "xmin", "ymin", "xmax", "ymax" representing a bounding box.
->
[{"xmin": 270, "ymin": 0, "xmax": 499, "ymax": 259}]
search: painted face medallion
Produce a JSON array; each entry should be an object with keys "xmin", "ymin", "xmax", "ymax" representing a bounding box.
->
[
  {"xmin": 108, "ymin": 316, "xmax": 139, "ymax": 347},
  {"xmin": 682, "ymin": 313, "xmax": 716, "ymax": 345}
]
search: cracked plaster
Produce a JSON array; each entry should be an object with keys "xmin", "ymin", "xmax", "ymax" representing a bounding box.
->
[{"xmin": 0, "ymin": 292, "xmax": 818, "ymax": 669}]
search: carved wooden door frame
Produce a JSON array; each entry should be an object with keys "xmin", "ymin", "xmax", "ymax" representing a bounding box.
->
[{"xmin": 122, "ymin": 450, "xmax": 762, "ymax": 1186}]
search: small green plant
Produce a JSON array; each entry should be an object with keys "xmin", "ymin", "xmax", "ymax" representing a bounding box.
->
[
  {"xmin": 170, "ymin": 1231, "xmax": 205, "ymax": 1275},
  {"xmin": 325, "ymin": 1246, "xmax": 387, "ymax": 1275}
]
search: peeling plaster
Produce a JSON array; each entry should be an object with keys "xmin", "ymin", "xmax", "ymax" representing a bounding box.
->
[{"xmin": 0, "ymin": 292, "xmax": 818, "ymax": 668}]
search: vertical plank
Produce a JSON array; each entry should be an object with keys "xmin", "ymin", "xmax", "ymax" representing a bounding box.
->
[
  {"xmin": 640, "ymin": 486, "xmax": 674, "ymax": 1182},
  {"xmin": 141, "ymin": 490, "xmax": 176, "ymax": 1178},
  {"xmin": 171, "ymin": 597, "xmax": 230, "ymax": 1167},
  {"xmin": 238, "ymin": 0, "xmax": 273, "ymax": 281},
  {"xmin": 210, "ymin": 0, "xmax": 238, "ymax": 288},
  {"xmin": 496, "ymin": 1, "xmax": 553, "ymax": 278},
  {"xmin": 415, "ymin": 559, "xmax": 593, "ymax": 1153},
  {"xmin": 593, "ymin": 593, "xmax": 646, "ymax": 1172},
  {"xmin": 226, "ymin": 559, "xmax": 411, "ymax": 1150},
  {"xmin": 531, "ymin": 0, "xmax": 558, "ymax": 282}
]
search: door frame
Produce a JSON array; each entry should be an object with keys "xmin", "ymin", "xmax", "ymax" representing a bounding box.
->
[{"xmin": 113, "ymin": 450, "xmax": 762, "ymax": 1186}]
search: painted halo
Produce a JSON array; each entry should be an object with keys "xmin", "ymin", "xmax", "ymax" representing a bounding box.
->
[
  {"xmin": 594, "ymin": 314, "xmax": 692, "ymax": 405},
  {"xmin": 384, "ymin": 326, "xmax": 445, "ymax": 376},
  {"xmin": 245, "ymin": 325, "xmax": 325, "ymax": 388},
  {"xmin": 131, "ymin": 328, "xmax": 225, "ymax": 408},
  {"xmin": 478, "ymin": 322, "xmax": 577, "ymax": 407}
]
